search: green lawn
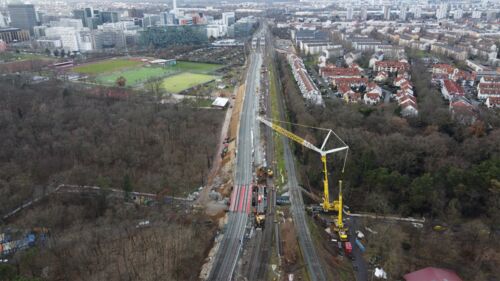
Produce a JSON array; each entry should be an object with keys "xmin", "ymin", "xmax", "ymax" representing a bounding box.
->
[
  {"xmin": 160, "ymin": 73, "xmax": 218, "ymax": 93},
  {"xmin": 0, "ymin": 52, "xmax": 51, "ymax": 63},
  {"xmin": 73, "ymin": 59, "xmax": 143, "ymax": 74},
  {"xmin": 171, "ymin": 61, "xmax": 223, "ymax": 73},
  {"xmin": 97, "ymin": 67, "xmax": 177, "ymax": 87}
]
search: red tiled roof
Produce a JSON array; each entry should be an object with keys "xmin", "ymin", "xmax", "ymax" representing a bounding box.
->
[
  {"xmin": 488, "ymin": 96, "xmax": 500, "ymax": 104},
  {"xmin": 333, "ymin": 77, "xmax": 368, "ymax": 86},
  {"xmin": 320, "ymin": 66, "xmax": 361, "ymax": 78},
  {"xmin": 482, "ymin": 76, "xmax": 500, "ymax": 82},
  {"xmin": 375, "ymin": 60, "xmax": 410, "ymax": 71},
  {"xmin": 404, "ymin": 267, "xmax": 462, "ymax": 281},
  {"xmin": 444, "ymin": 79, "xmax": 464, "ymax": 95},
  {"xmin": 433, "ymin": 63, "xmax": 454, "ymax": 73},
  {"xmin": 365, "ymin": 93, "xmax": 381, "ymax": 100},
  {"xmin": 338, "ymin": 83, "xmax": 351, "ymax": 93},
  {"xmin": 479, "ymin": 82, "xmax": 500, "ymax": 90}
]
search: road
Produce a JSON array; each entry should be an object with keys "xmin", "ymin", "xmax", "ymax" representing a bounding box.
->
[
  {"xmin": 346, "ymin": 216, "xmax": 369, "ymax": 281},
  {"xmin": 207, "ymin": 33, "xmax": 263, "ymax": 281},
  {"xmin": 267, "ymin": 26, "xmax": 327, "ymax": 281}
]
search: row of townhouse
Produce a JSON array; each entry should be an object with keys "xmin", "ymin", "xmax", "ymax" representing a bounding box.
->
[
  {"xmin": 393, "ymin": 75, "xmax": 418, "ymax": 117},
  {"xmin": 319, "ymin": 64, "xmax": 361, "ymax": 81},
  {"xmin": 430, "ymin": 43, "xmax": 468, "ymax": 61},
  {"xmin": 439, "ymin": 79, "xmax": 479, "ymax": 124},
  {"xmin": 431, "ymin": 63, "xmax": 476, "ymax": 86},
  {"xmin": 373, "ymin": 60, "xmax": 410, "ymax": 73},
  {"xmin": 477, "ymin": 76, "xmax": 500, "ymax": 108},
  {"xmin": 287, "ymin": 54, "xmax": 324, "ymax": 106}
]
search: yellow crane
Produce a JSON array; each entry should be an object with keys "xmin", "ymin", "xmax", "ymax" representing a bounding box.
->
[{"xmin": 257, "ymin": 116, "xmax": 349, "ymax": 239}]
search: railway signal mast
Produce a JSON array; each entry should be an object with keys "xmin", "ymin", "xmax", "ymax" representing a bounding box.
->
[{"xmin": 257, "ymin": 116, "xmax": 349, "ymax": 240}]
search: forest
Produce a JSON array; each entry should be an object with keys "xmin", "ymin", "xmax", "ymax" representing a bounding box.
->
[
  {"xmin": 0, "ymin": 78, "xmax": 224, "ymax": 280},
  {"xmin": 276, "ymin": 54, "xmax": 500, "ymax": 279},
  {"xmin": 0, "ymin": 79, "xmax": 224, "ymax": 217}
]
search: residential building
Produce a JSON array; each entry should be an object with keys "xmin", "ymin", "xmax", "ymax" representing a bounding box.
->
[
  {"xmin": 431, "ymin": 43, "xmax": 468, "ymax": 61},
  {"xmin": 374, "ymin": 60, "xmax": 410, "ymax": 73},
  {"xmin": 486, "ymin": 96, "xmax": 500, "ymax": 108},
  {"xmin": 320, "ymin": 65, "xmax": 361, "ymax": 80},
  {"xmin": 454, "ymin": 9, "xmax": 463, "ymax": 20},
  {"xmin": 287, "ymin": 54, "xmax": 323, "ymax": 105},
  {"xmin": 450, "ymin": 99, "xmax": 478, "ymax": 125},
  {"xmin": 441, "ymin": 79, "xmax": 465, "ymax": 100},
  {"xmin": 477, "ymin": 81, "xmax": 500, "ymax": 100},
  {"xmin": 8, "ymin": 4, "xmax": 37, "ymax": 35},
  {"xmin": 472, "ymin": 10, "xmax": 482, "ymax": 19}
]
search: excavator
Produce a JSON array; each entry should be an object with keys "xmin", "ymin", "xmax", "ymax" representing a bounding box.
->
[{"xmin": 257, "ymin": 116, "xmax": 349, "ymax": 240}]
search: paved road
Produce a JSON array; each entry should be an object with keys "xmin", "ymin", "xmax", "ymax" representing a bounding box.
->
[
  {"xmin": 346, "ymin": 216, "xmax": 369, "ymax": 281},
  {"xmin": 208, "ymin": 36, "xmax": 263, "ymax": 281}
]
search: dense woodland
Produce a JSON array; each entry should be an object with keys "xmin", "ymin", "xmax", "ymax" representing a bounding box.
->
[
  {"xmin": 0, "ymin": 79, "xmax": 224, "ymax": 280},
  {"xmin": 276, "ymin": 54, "xmax": 500, "ymax": 279},
  {"xmin": 0, "ymin": 79, "xmax": 224, "ymax": 216}
]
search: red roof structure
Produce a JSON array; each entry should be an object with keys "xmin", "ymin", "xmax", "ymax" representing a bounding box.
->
[
  {"xmin": 443, "ymin": 79, "xmax": 464, "ymax": 95},
  {"xmin": 404, "ymin": 267, "xmax": 463, "ymax": 281}
]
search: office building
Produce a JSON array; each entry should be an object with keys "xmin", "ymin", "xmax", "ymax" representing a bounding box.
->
[
  {"xmin": 8, "ymin": 4, "xmax": 37, "ymax": 35},
  {"xmin": 346, "ymin": 7, "xmax": 353, "ymax": 20},
  {"xmin": 222, "ymin": 12, "xmax": 235, "ymax": 26},
  {"xmin": 383, "ymin": 6, "xmax": 390, "ymax": 20},
  {"xmin": 100, "ymin": 11, "xmax": 120, "ymax": 24},
  {"xmin": 0, "ymin": 27, "xmax": 30, "ymax": 43},
  {"xmin": 360, "ymin": 7, "xmax": 368, "ymax": 21}
]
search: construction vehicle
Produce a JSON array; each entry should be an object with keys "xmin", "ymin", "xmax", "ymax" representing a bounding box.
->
[
  {"xmin": 334, "ymin": 180, "xmax": 348, "ymax": 241},
  {"xmin": 257, "ymin": 116, "xmax": 349, "ymax": 240}
]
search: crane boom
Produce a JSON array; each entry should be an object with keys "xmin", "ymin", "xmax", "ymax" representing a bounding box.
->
[{"xmin": 257, "ymin": 116, "xmax": 322, "ymax": 154}]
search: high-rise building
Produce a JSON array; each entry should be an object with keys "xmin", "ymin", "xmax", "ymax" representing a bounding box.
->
[
  {"xmin": 0, "ymin": 12, "xmax": 7, "ymax": 27},
  {"xmin": 436, "ymin": 3, "xmax": 448, "ymax": 19},
  {"xmin": 383, "ymin": 6, "xmax": 390, "ymax": 20},
  {"xmin": 400, "ymin": 6, "xmax": 408, "ymax": 21},
  {"xmin": 486, "ymin": 11, "xmax": 497, "ymax": 21},
  {"xmin": 8, "ymin": 4, "xmax": 37, "ymax": 35},
  {"xmin": 346, "ymin": 7, "xmax": 353, "ymax": 20},
  {"xmin": 414, "ymin": 6, "xmax": 422, "ymax": 19},
  {"xmin": 160, "ymin": 12, "xmax": 176, "ymax": 25},
  {"xmin": 472, "ymin": 10, "xmax": 482, "ymax": 19},
  {"xmin": 222, "ymin": 12, "xmax": 235, "ymax": 26},
  {"xmin": 454, "ymin": 9, "xmax": 463, "ymax": 20},
  {"xmin": 100, "ymin": 11, "xmax": 120, "ymax": 24},
  {"xmin": 360, "ymin": 7, "xmax": 368, "ymax": 21}
]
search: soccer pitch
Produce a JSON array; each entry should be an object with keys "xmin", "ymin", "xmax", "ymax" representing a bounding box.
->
[
  {"xmin": 160, "ymin": 73, "xmax": 219, "ymax": 93},
  {"xmin": 172, "ymin": 61, "xmax": 223, "ymax": 74},
  {"xmin": 97, "ymin": 67, "xmax": 177, "ymax": 86},
  {"xmin": 73, "ymin": 59, "xmax": 143, "ymax": 74}
]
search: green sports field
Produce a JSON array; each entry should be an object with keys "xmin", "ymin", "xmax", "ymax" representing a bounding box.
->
[
  {"xmin": 160, "ymin": 73, "xmax": 219, "ymax": 93},
  {"xmin": 171, "ymin": 61, "xmax": 223, "ymax": 73},
  {"xmin": 97, "ymin": 67, "xmax": 177, "ymax": 86},
  {"xmin": 73, "ymin": 59, "xmax": 143, "ymax": 74}
]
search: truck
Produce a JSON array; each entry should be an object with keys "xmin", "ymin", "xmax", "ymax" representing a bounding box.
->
[
  {"xmin": 344, "ymin": 241, "xmax": 352, "ymax": 257},
  {"xmin": 355, "ymin": 239, "xmax": 365, "ymax": 253}
]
